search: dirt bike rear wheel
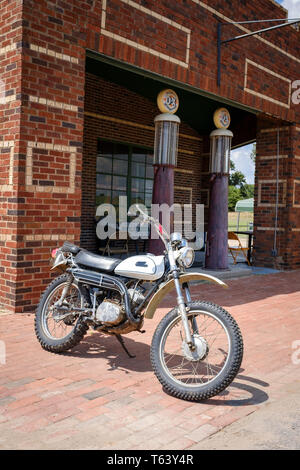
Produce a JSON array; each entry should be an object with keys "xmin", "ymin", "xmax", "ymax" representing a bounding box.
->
[
  {"xmin": 35, "ymin": 274, "xmax": 89, "ymax": 353},
  {"xmin": 150, "ymin": 301, "xmax": 243, "ymax": 401}
]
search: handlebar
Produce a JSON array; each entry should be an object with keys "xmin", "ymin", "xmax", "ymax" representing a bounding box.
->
[{"xmin": 130, "ymin": 204, "xmax": 170, "ymax": 249}]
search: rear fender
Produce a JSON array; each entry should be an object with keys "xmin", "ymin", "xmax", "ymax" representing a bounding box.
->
[{"xmin": 144, "ymin": 272, "xmax": 228, "ymax": 319}]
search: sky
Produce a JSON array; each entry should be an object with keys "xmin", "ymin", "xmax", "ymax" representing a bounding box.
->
[
  {"xmin": 277, "ymin": 0, "xmax": 300, "ymax": 17},
  {"xmin": 231, "ymin": 144, "xmax": 255, "ymax": 184},
  {"xmin": 231, "ymin": 0, "xmax": 299, "ymax": 185}
]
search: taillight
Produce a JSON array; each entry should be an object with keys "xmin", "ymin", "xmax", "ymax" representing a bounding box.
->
[{"xmin": 51, "ymin": 248, "xmax": 59, "ymax": 258}]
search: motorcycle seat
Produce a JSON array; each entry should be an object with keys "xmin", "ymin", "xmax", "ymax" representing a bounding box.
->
[
  {"xmin": 74, "ymin": 250, "xmax": 121, "ymax": 273},
  {"xmin": 61, "ymin": 241, "xmax": 81, "ymax": 255}
]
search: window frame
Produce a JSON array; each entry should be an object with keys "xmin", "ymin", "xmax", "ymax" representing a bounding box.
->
[{"xmin": 96, "ymin": 138, "xmax": 154, "ymax": 211}]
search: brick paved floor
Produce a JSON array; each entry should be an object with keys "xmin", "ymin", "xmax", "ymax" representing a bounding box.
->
[{"xmin": 0, "ymin": 271, "xmax": 299, "ymax": 450}]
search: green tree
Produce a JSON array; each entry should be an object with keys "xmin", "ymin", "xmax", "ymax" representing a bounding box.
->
[
  {"xmin": 228, "ymin": 185, "xmax": 241, "ymax": 212},
  {"xmin": 229, "ymin": 147, "xmax": 255, "ymax": 210},
  {"xmin": 229, "ymin": 170, "xmax": 246, "ymax": 188},
  {"xmin": 240, "ymin": 183, "xmax": 254, "ymax": 199}
]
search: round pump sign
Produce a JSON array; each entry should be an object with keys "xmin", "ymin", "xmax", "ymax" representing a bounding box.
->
[
  {"xmin": 213, "ymin": 107, "xmax": 231, "ymax": 129},
  {"xmin": 157, "ymin": 89, "xmax": 179, "ymax": 114}
]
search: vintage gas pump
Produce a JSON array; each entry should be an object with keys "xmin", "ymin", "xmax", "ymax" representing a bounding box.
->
[
  {"xmin": 148, "ymin": 89, "xmax": 180, "ymax": 255},
  {"xmin": 205, "ymin": 108, "xmax": 233, "ymax": 270}
]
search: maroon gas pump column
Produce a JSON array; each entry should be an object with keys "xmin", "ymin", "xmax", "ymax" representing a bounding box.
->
[
  {"xmin": 148, "ymin": 90, "xmax": 180, "ymax": 255},
  {"xmin": 205, "ymin": 109, "xmax": 233, "ymax": 270}
]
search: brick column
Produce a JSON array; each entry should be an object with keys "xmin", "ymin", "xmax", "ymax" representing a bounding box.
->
[
  {"xmin": 12, "ymin": 2, "xmax": 87, "ymax": 312},
  {"xmin": 0, "ymin": 1, "xmax": 23, "ymax": 312},
  {"xmin": 253, "ymin": 121, "xmax": 300, "ymax": 270},
  {"xmin": 283, "ymin": 125, "xmax": 300, "ymax": 269}
]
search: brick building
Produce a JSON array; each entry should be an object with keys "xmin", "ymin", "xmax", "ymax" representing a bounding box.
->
[{"xmin": 0, "ymin": 0, "xmax": 299, "ymax": 313}]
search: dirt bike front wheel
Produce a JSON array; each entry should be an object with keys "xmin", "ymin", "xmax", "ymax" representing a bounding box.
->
[{"xmin": 150, "ymin": 301, "xmax": 243, "ymax": 401}]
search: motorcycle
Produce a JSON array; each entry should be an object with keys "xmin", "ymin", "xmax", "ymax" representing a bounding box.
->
[{"xmin": 35, "ymin": 206, "xmax": 243, "ymax": 401}]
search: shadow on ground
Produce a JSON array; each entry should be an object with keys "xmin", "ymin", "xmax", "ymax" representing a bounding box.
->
[
  {"xmin": 63, "ymin": 332, "xmax": 152, "ymax": 373},
  {"xmin": 64, "ymin": 333, "xmax": 269, "ymax": 407}
]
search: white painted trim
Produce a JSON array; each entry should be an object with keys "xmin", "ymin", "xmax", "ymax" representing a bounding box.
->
[
  {"xmin": 100, "ymin": 0, "xmax": 191, "ymax": 68},
  {"xmin": 292, "ymin": 180, "xmax": 300, "ymax": 207},
  {"xmin": 26, "ymin": 142, "xmax": 77, "ymax": 194},
  {"xmin": 29, "ymin": 95, "xmax": 78, "ymax": 112},
  {"xmin": 0, "ymin": 95, "xmax": 16, "ymax": 105},
  {"xmin": 23, "ymin": 234, "xmax": 76, "ymax": 241},
  {"xmin": 257, "ymin": 227, "xmax": 285, "ymax": 231},
  {"xmin": 174, "ymin": 185, "xmax": 193, "ymax": 204},
  {"xmin": 257, "ymin": 179, "xmax": 287, "ymax": 207},
  {"xmin": 0, "ymin": 234, "xmax": 76, "ymax": 241},
  {"xmin": 0, "ymin": 43, "xmax": 17, "ymax": 55},
  {"xmin": 260, "ymin": 127, "xmax": 290, "ymax": 134},
  {"xmin": 0, "ymin": 141, "xmax": 15, "ymax": 190},
  {"xmin": 244, "ymin": 59, "xmax": 291, "ymax": 109},
  {"xmin": 259, "ymin": 155, "xmax": 288, "ymax": 160},
  {"xmin": 29, "ymin": 44, "xmax": 79, "ymax": 64}
]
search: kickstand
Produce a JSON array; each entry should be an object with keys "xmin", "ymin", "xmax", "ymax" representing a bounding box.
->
[{"xmin": 115, "ymin": 334, "xmax": 136, "ymax": 359}]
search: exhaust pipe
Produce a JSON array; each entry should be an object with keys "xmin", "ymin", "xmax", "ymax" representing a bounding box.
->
[{"xmin": 71, "ymin": 269, "xmax": 141, "ymax": 325}]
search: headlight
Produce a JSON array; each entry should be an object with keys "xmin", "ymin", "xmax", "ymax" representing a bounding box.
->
[{"xmin": 178, "ymin": 247, "xmax": 194, "ymax": 268}]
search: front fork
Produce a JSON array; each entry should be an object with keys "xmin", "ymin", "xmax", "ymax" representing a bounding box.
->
[
  {"xmin": 183, "ymin": 282, "xmax": 199, "ymax": 335},
  {"xmin": 168, "ymin": 247, "xmax": 196, "ymax": 349},
  {"xmin": 173, "ymin": 275, "xmax": 196, "ymax": 351}
]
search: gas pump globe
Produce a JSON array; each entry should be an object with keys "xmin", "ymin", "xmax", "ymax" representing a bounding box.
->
[
  {"xmin": 209, "ymin": 128, "xmax": 233, "ymax": 174},
  {"xmin": 148, "ymin": 89, "xmax": 180, "ymax": 255},
  {"xmin": 153, "ymin": 113, "xmax": 180, "ymax": 167}
]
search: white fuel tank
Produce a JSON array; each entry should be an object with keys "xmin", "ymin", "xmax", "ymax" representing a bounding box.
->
[{"xmin": 114, "ymin": 254, "xmax": 165, "ymax": 281}]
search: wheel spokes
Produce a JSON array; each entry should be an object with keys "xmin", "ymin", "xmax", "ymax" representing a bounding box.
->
[
  {"xmin": 162, "ymin": 311, "xmax": 230, "ymax": 387},
  {"xmin": 42, "ymin": 283, "xmax": 81, "ymax": 340}
]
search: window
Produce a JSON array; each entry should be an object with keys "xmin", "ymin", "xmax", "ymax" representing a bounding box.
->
[{"xmin": 96, "ymin": 141, "xmax": 154, "ymax": 213}]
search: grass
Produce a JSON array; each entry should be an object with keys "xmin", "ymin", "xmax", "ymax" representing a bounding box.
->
[
  {"xmin": 228, "ymin": 212, "xmax": 253, "ymax": 246},
  {"xmin": 228, "ymin": 211, "xmax": 253, "ymax": 231}
]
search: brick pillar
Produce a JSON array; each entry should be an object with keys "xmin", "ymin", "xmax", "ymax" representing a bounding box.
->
[
  {"xmin": 253, "ymin": 120, "xmax": 300, "ymax": 270},
  {"xmin": 283, "ymin": 125, "xmax": 300, "ymax": 269},
  {"xmin": 11, "ymin": 2, "xmax": 87, "ymax": 312},
  {"xmin": 0, "ymin": 1, "xmax": 23, "ymax": 312}
]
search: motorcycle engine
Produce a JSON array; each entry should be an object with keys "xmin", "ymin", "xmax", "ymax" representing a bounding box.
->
[
  {"xmin": 128, "ymin": 287, "xmax": 145, "ymax": 307},
  {"xmin": 95, "ymin": 299, "xmax": 125, "ymax": 325}
]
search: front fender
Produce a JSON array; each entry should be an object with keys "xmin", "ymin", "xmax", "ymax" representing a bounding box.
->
[{"xmin": 144, "ymin": 272, "xmax": 228, "ymax": 319}]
